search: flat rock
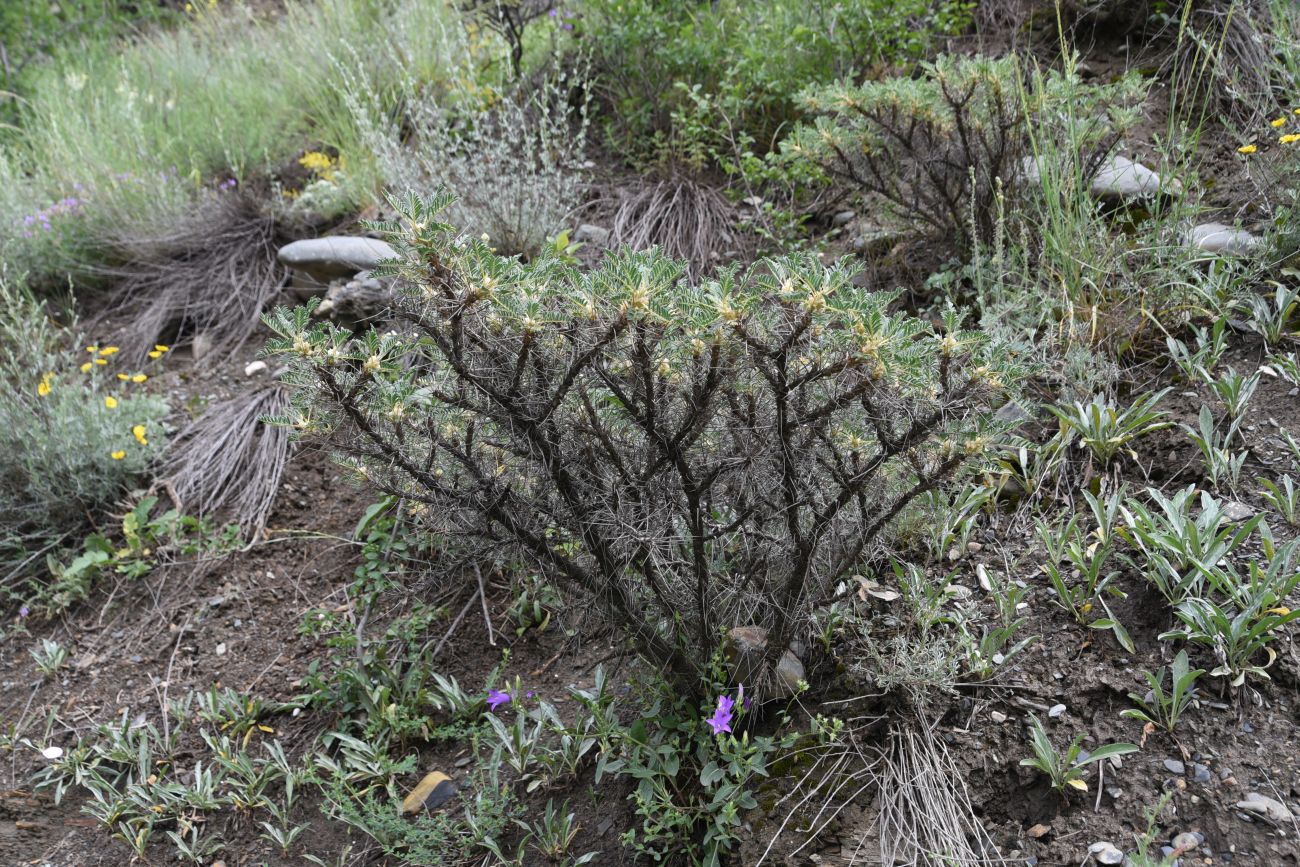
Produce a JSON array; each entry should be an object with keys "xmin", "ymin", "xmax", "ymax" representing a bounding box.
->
[
  {"xmin": 1187, "ymin": 222, "xmax": 1260, "ymax": 256},
  {"xmin": 1236, "ymin": 793, "xmax": 1293, "ymax": 822},
  {"xmin": 1222, "ymin": 501, "xmax": 1255, "ymax": 523},
  {"xmin": 1164, "ymin": 758, "xmax": 1186, "ymax": 775},
  {"xmin": 277, "ymin": 236, "xmax": 397, "ymax": 281},
  {"xmin": 1090, "ymin": 155, "xmax": 1180, "ymax": 200}
]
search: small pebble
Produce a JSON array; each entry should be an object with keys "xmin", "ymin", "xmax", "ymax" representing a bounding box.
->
[
  {"xmin": 1048, "ymin": 703, "xmax": 1066, "ymax": 718},
  {"xmin": 991, "ymin": 711, "xmax": 1008, "ymax": 724},
  {"xmin": 1192, "ymin": 764, "xmax": 1211, "ymax": 784},
  {"xmin": 1164, "ymin": 758, "xmax": 1186, "ymax": 775}
]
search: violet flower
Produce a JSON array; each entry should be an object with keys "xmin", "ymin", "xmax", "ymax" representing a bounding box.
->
[
  {"xmin": 706, "ymin": 694, "xmax": 734, "ymax": 735},
  {"xmin": 486, "ymin": 688, "xmax": 512, "ymax": 711}
]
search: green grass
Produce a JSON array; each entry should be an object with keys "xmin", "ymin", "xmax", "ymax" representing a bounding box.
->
[{"xmin": 0, "ymin": 0, "xmax": 486, "ymax": 285}]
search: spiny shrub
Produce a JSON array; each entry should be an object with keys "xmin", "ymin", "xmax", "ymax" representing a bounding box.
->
[
  {"xmin": 791, "ymin": 54, "xmax": 1147, "ymax": 250},
  {"xmin": 265, "ymin": 191, "xmax": 1018, "ymax": 694},
  {"xmin": 0, "ymin": 278, "xmax": 168, "ymax": 588}
]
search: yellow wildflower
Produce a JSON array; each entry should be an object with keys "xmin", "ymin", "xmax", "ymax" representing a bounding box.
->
[
  {"xmin": 1271, "ymin": 117, "xmax": 1288, "ymax": 128},
  {"xmin": 1280, "ymin": 134, "xmax": 1300, "ymax": 144},
  {"xmin": 132, "ymin": 374, "xmax": 147, "ymax": 383},
  {"xmin": 132, "ymin": 424, "xmax": 148, "ymax": 446},
  {"xmin": 1238, "ymin": 144, "xmax": 1258, "ymax": 154},
  {"xmin": 111, "ymin": 450, "xmax": 126, "ymax": 460},
  {"xmin": 154, "ymin": 344, "xmax": 170, "ymax": 353},
  {"xmin": 149, "ymin": 350, "xmax": 163, "ymax": 359},
  {"xmin": 98, "ymin": 346, "xmax": 119, "ymax": 356},
  {"xmin": 117, "ymin": 373, "xmax": 129, "ymax": 381},
  {"xmin": 80, "ymin": 362, "xmax": 93, "ymax": 373},
  {"xmin": 37, "ymin": 374, "xmax": 52, "ymax": 396},
  {"xmin": 85, "ymin": 345, "xmax": 97, "ymax": 353},
  {"xmin": 105, "ymin": 396, "xmax": 118, "ymax": 409},
  {"xmin": 94, "ymin": 358, "xmax": 107, "ymax": 366}
]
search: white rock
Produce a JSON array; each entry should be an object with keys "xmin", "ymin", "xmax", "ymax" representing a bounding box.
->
[
  {"xmin": 277, "ymin": 236, "xmax": 397, "ymax": 281},
  {"xmin": 1090, "ymin": 155, "xmax": 1180, "ymax": 200},
  {"xmin": 1048, "ymin": 703, "xmax": 1066, "ymax": 718},
  {"xmin": 1188, "ymin": 222, "xmax": 1260, "ymax": 256},
  {"xmin": 990, "ymin": 710, "xmax": 1008, "ymax": 723},
  {"xmin": 41, "ymin": 746, "xmax": 64, "ymax": 760},
  {"xmin": 191, "ymin": 332, "xmax": 214, "ymax": 361},
  {"xmin": 1236, "ymin": 793, "xmax": 1294, "ymax": 822},
  {"xmin": 244, "ymin": 360, "xmax": 268, "ymax": 377},
  {"xmin": 1088, "ymin": 841, "xmax": 1124, "ymax": 865}
]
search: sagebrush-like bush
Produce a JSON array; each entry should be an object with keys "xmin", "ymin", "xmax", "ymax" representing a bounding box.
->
[
  {"xmin": 0, "ymin": 278, "xmax": 168, "ymax": 587},
  {"xmin": 266, "ymin": 192, "xmax": 1017, "ymax": 693},
  {"xmin": 357, "ymin": 70, "xmax": 588, "ymax": 259}
]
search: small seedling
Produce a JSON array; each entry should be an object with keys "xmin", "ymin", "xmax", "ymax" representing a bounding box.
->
[
  {"xmin": 30, "ymin": 638, "xmax": 68, "ymax": 677},
  {"xmin": 1259, "ymin": 475, "xmax": 1300, "ymax": 526},
  {"xmin": 1121, "ymin": 650, "xmax": 1205, "ymax": 733},
  {"xmin": 1020, "ymin": 714, "xmax": 1138, "ymax": 794}
]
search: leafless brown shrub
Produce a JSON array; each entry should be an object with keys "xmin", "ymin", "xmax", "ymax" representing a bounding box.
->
[
  {"xmin": 94, "ymin": 193, "xmax": 284, "ymax": 365},
  {"xmin": 160, "ymin": 384, "xmax": 290, "ymax": 538}
]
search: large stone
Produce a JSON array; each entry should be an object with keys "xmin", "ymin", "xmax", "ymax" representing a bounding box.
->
[
  {"xmin": 1187, "ymin": 222, "xmax": 1260, "ymax": 256},
  {"xmin": 1090, "ymin": 155, "xmax": 1181, "ymax": 201},
  {"xmin": 314, "ymin": 270, "xmax": 395, "ymax": 323},
  {"xmin": 726, "ymin": 626, "xmax": 806, "ymax": 696},
  {"xmin": 277, "ymin": 236, "xmax": 397, "ymax": 282}
]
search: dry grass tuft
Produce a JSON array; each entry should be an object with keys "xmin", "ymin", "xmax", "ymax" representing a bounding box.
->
[
  {"xmin": 875, "ymin": 724, "xmax": 1002, "ymax": 865},
  {"xmin": 94, "ymin": 193, "xmax": 284, "ymax": 365},
  {"xmin": 593, "ymin": 174, "xmax": 738, "ymax": 280},
  {"xmin": 160, "ymin": 384, "xmax": 290, "ymax": 539}
]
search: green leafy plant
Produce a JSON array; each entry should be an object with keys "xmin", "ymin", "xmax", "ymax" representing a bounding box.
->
[
  {"xmin": 1049, "ymin": 390, "xmax": 1172, "ymax": 468},
  {"xmin": 1205, "ymin": 367, "xmax": 1260, "ymax": 421},
  {"xmin": 1166, "ymin": 319, "xmax": 1228, "ymax": 382},
  {"xmin": 1259, "ymin": 475, "xmax": 1300, "ymax": 526},
  {"xmin": 1121, "ymin": 485, "xmax": 1262, "ymax": 604},
  {"xmin": 1238, "ymin": 282, "xmax": 1300, "ymax": 346},
  {"xmin": 1161, "ymin": 577, "xmax": 1300, "ymax": 687},
  {"xmin": 30, "ymin": 638, "xmax": 68, "ymax": 677},
  {"xmin": 1020, "ymin": 714, "xmax": 1138, "ymax": 794},
  {"xmin": 1120, "ymin": 650, "xmax": 1205, "ymax": 733},
  {"xmin": 265, "ymin": 190, "xmax": 1017, "ymax": 692},
  {"xmin": 1037, "ymin": 490, "xmax": 1134, "ymax": 651},
  {"xmin": 1183, "ymin": 405, "xmax": 1247, "ymax": 492}
]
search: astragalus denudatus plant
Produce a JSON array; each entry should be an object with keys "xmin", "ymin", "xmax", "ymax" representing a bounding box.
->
[{"xmin": 265, "ymin": 191, "xmax": 1019, "ymax": 696}]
